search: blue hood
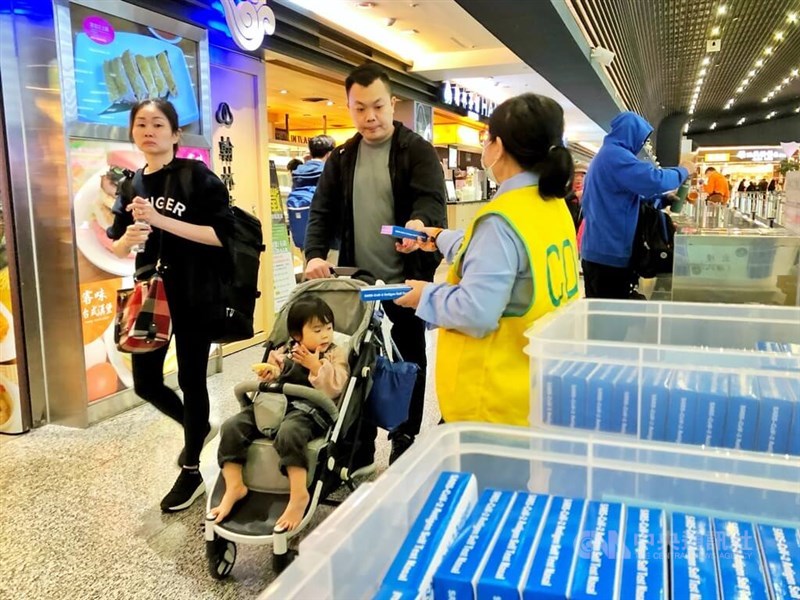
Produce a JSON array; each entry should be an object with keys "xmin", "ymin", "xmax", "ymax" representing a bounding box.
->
[
  {"xmin": 605, "ymin": 111, "xmax": 653, "ymax": 154},
  {"xmin": 292, "ymin": 159, "xmax": 324, "ymax": 189}
]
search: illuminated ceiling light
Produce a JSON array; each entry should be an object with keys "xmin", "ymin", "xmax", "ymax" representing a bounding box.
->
[
  {"xmin": 795, "ymin": 106, "xmax": 800, "ymax": 113},
  {"xmin": 697, "ymin": 78, "xmax": 704, "ymax": 85},
  {"xmin": 689, "ymin": 108, "xmax": 695, "ymax": 114},
  {"xmin": 279, "ymin": 89, "xmax": 288, "ymax": 94},
  {"xmin": 699, "ymin": 68, "xmax": 707, "ymax": 76},
  {"xmin": 736, "ymin": 117, "xmax": 746, "ymax": 125},
  {"xmin": 762, "ymin": 97, "xmax": 770, "ymax": 102},
  {"xmin": 792, "ymin": 69, "xmax": 799, "ymax": 77},
  {"xmin": 756, "ymin": 59, "xmax": 764, "ymax": 67},
  {"xmin": 765, "ymin": 47, "xmax": 774, "ymax": 55},
  {"xmin": 710, "ymin": 122, "xmax": 717, "ymax": 130},
  {"xmin": 717, "ymin": 5, "xmax": 727, "ymax": 15},
  {"xmin": 775, "ymin": 32, "xmax": 785, "ymax": 41},
  {"xmin": 788, "ymin": 12, "xmax": 798, "ymax": 24},
  {"xmin": 783, "ymin": 78, "xmax": 791, "ymax": 84},
  {"xmin": 326, "ymin": 101, "xmax": 334, "ymax": 106},
  {"xmin": 736, "ymin": 86, "xmax": 744, "ymax": 93},
  {"xmin": 711, "ymin": 26, "xmax": 721, "ymax": 36},
  {"xmin": 702, "ymin": 57, "xmax": 710, "ymax": 66},
  {"xmin": 683, "ymin": 124, "xmax": 689, "ymax": 133},
  {"xmin": 748, "ymin": 70, "xmax": 756, "ymax": 77}
]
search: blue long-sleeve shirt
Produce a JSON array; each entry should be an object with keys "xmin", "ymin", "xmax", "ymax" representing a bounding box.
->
[{"xmin": 415, "ymin": 172, "xmax": 538, "ymax": 338}]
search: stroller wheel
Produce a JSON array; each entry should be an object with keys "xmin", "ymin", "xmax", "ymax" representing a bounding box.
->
[
  {"xmin": 273, "ymin": 548, "xmax": 298, "ymax": 574},
  {"xmin": 206, "ymin": 536, "xmax": 237, "ymax": 580}
]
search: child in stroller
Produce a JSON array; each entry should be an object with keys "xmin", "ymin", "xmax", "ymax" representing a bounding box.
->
[
  {"xmin": 204, "ymin": 273, "xmax": 391, "ymax": 578},
  {"xmin": 210, "ymin": 296, "xmax": 349, "ymax": 530}
]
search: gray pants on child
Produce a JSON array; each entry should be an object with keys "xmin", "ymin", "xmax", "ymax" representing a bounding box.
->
[{"xmin": 217, "ymin": 404, "xmax": 321, "ymax": 475}]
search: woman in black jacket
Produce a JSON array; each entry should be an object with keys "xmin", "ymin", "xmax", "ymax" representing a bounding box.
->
[{"xmin": 109, "ymin": 99, "xmax": 233, "ymax": 512}]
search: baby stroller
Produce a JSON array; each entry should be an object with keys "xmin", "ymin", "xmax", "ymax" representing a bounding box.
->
[{"xmin": 204, "ymin": 271, "xmax": 396, "ymax": 578}]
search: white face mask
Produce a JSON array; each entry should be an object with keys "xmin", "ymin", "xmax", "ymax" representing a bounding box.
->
[{"xmin": 481, "ymin": 147, "xmax": 499, "ymax": 184}]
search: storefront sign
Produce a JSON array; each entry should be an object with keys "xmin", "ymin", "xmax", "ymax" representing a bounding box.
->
[
  {"xmin": 439, "ymin": 81, "xmax": 496, "ymax": 120},
  {"xmin": 704, "ymin": 153, "xmax": 730, "ymax": 162},
  {"xmin": 222, "ymin": 0, "xmax": 276, "ymax": 52},
  {"xmin": 734, "ymin": 149, "xmax": 786, "ymax": 162}
]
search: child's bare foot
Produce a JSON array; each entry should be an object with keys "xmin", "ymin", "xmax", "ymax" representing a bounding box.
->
[
  {"xmin": 209, "ymin": 484, "xmax": 249, "ymax": 523},
  {"xmin": 275, "ymin": 490, "xmax": 310, "ymax": 531}
]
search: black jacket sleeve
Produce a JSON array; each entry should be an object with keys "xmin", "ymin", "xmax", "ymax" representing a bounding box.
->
[
  {"xmin": 407, "ymin": 137, "xmax": 447, "ymax": 228},
  {"xmin": 304, "ymin": 152, "xmax": 343, "ymax": 262}
]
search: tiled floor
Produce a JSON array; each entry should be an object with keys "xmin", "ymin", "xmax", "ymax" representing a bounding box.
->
[{"xmin": 0, "ymin": 332, "xmax": 441, "ymax": 600}]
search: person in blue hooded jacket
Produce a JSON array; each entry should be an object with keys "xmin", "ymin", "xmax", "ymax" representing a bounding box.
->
[
  {"xmin": 287, "ymin": 135, "xmax": 336, "ymax": 249},
  {"xmin": 580, "ymin": 111, "xmax": 692, "ymax": 299}
]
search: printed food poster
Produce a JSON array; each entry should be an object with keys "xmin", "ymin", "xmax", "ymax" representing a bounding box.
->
[
  {"xmin": 69, "ymin": 4, "xmax": 201, "ymax": 132},
  {"xmin": 70, "ymin": 139, "xmax": 209, "ymax": 403},
  {"xmin": 269, "ymin": 160, "xmax": 296, "ymax": 311}
]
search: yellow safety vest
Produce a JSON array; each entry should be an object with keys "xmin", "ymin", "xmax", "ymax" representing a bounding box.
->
[{"xmin": 436, "ymin": 185, "xmax": 579, "ymax": 426}]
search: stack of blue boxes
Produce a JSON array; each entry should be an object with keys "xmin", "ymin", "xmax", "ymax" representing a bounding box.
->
[
  {"xmin": 379, "ymin": 472, "xmax": 800, "ymax": 600},
  {"xmin": 539, "ymin": 342, "xmax": 799, "ymax": 455}
]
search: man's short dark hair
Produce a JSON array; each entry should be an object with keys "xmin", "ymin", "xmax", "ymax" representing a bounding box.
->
[
  {"xmin": 309, "ymin": 135, "xmax": 336, "ymax": 159},
  {"xmin": 705, "ymin": 167, "xmax": 716, "ymax": 173},
  {"xmin": 345, "ymin": 63, "xmax": 392, "ymax": 97}
]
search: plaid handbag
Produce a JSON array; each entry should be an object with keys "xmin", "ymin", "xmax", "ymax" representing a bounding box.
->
[{"xmin": 115, "ymin": 265, "xmax": 172, "ymax": 353}]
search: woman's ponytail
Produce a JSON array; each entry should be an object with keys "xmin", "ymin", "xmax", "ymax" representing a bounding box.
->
[
  {"xmin": 538, "ymin": 145, "xmax": 575, "ymax": 199},
  {"xmin": 487, "ymin": 93, "xmax": 574, "ymax": 200}
]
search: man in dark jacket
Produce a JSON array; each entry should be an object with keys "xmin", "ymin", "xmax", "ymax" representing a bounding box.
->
[{"xmin": 304, "ymin": 63, "xmax": 446, "ymax": 464}]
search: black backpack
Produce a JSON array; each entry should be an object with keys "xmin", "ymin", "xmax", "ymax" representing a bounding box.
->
[
  {"xmin": 172, "ymin": 167, "xmax": 265, "ymax": 342},
  {"xmin": 629, "ymin": 199, "xmax": 675, "ymax": 279}
]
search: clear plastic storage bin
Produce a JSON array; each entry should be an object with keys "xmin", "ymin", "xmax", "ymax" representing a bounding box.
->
[
  {"xmin": 261, "ymin": 423, "xmax": 800, "ymax": 599},
  {"xmin": 525, "ymin": 299, "xmax": 800, "ymax": 454}
]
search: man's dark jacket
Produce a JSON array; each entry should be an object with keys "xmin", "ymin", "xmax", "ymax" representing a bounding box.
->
[{"xmin": 304, "ymin": 121, "xmax": 447, "ymax": 281}]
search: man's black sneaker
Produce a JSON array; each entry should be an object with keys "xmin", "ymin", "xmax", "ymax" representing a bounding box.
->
[
  {"xmin": 160, "ymin": 468, "xmax": 205, "ymax": 513},
  {"xmin": 389, "ymin": 433, "xmax": 414, "ymax": 465}
]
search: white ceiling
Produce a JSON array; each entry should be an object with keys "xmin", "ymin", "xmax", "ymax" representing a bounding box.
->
[{"xmin": 277, "ymin": 0, "xmax": 608, "ymax": 143}]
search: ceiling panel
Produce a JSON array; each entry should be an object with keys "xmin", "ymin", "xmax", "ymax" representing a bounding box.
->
[{"xmin": 566, "ymin": 0, "xmax": 800, "ymax": 129}]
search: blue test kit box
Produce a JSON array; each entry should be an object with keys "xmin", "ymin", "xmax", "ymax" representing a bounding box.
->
[
  {"xmin": 640, "ymin": 369, "xmax": 671, "ymax": 441},
  {"xmin": 792, "ymin": 403, "xmax": 800, "ymax": 457},
  {"xmin": 670, "ymin": 512, "xmax": 720, "ymax": 600},
  {"xmin": 569, "ymin": 501, "xmax": 625, "ymax": 600},
  {"xmin": 756, "ymin": 524, "xmax": 800, "ymax": 600},
  {"xmin": 666, "ymin": 371, "xmax": 698, "ymax": 444},
  {"xmin": 612, "ymin": 367, "xmax": 639, "ymax": 435},
  {"xmin": 587, "ymin": 365, "xmax": 618, "ymax": 432},
  {"xmin": 360, "ymin": 284, "xmax": 413, "ymax": 302},
  {"xmin": 723, "ymin": 373, "xmax": 759, "ymax": 451},
  {"xmin": 619, "ymin": 507, "xmax": 667, "ymax": 600},
  {"xmin": 714, "ymin": 518, "xmax": 771, "ymax": 600},
  {"xmin": 523, "ymin": 497, "xmax": 586, "ymax": 600},
  {"xmin": 561, "ymin": 362, "xmax": 597, "ymax": 430},
  {"xmin": 378, "ymin": 472, "xmax": 479, "ymax": 600},
  {"xmin": 433, "ymin": 489, "xmax": 516, "ymax": 600},
  {"xmin": 755, "ymin": 376, "xmax": 795, "ymax": 454},
  {"xmin": 542, "ymin": 361, "xmax": 568, "ymax": 426},
  {"xmin": 476, "ymin": 494, "xmax": 551, "ymax": 600},
  {"xmin": 694, "ymin": 372, "xmax": 729, "ymax": 448}
]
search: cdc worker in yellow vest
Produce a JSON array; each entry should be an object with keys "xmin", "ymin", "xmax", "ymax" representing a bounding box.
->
[{"xmin": 395, "ymin": 93, "xmax": 580, "ymax": 426}]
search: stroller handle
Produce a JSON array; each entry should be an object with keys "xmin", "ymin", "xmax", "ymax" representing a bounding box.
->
[{"xmin": 258, "ymin": 381, "xmax": 339, "ymax": 422}]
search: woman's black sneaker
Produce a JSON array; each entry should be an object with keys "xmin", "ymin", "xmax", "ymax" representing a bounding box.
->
[{"xmin": 160, "ymin": 468, "xmax": 205, "ymax": 513}]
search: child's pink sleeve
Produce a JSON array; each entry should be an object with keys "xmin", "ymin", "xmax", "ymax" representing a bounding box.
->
[{"xmin": 308, "ymin": 346, "xmax": 350, "ymax": 400}]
